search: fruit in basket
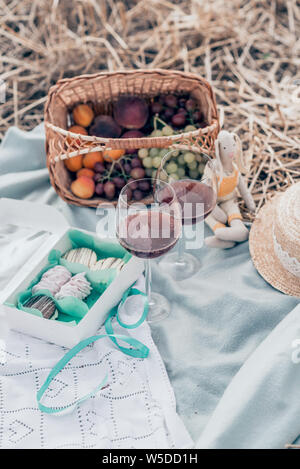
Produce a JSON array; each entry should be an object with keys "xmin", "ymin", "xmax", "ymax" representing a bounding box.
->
[
  {"xmin": 77, "ymin": 168, "xmax": 95, "ymax": 179},
  {"xmin": 130, "ymin": 167, "xmax": 145, "ymax": 180},
  {"xmin": 103, "ymin": 181, "xmax": 116, "ymax": 200},
  {"xmin": 103, "ymin": 149, "xmax": 125, "ymax": 161},
  {"xmin": 72, "ymin": 104, "xmax": 94, "ymax": 128},
  {"xmin": 89, "ymin": 115, "xmax": 122, "ymax": 138},
  {"xmin": 71, "ymin": 176, "xmax": 95, "ymax": 199},
  {"xmin": 83, "ymin": 151, "xmax": 104, "ymax": 168},
  {"xmin": 67, "ymin": 125, "xmax": 88, "ymax": 146},
  {"xmin": 113, "ymin": 96, "xmax": 149, "ymax": 129},
  {"xmin": 64, "ymin": 155, "xmax": 83, "ymax": 172}
]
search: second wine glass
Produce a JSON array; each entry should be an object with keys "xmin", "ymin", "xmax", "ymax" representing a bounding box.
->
[{"xmin": 156, "ymin": 150, "xmax": 218, "ymax": 280}]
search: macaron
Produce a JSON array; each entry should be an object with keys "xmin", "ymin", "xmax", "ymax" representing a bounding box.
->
[
  {"xmin": 24, "ymin": 295, "xmax": 58, "ymax": 320},
  {"xmin": 32, "ymin": 265, "xmax": 71, "ymax": 296},
  {"xmin": 91, "ymin": 257, "xmax": 124, "ymax": 272},
  {"xmin": 62, "ymin": 248, "xmax": 97, "ymax": 268},
  {"xmin": 55, "ymin": 272, "xmax": 92, "ymax": 301}
]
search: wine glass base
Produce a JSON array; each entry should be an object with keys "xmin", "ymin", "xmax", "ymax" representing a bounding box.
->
[
  {"xmin": 159, "ymin": 251, "xmax": 201, "ymax": 280},
  {"xmin": 147, "ymin": 292, "xmax": 170, "ymax": 323}
]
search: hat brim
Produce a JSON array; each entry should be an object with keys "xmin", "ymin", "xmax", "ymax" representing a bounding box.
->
[{"xmin": 249, "ymin": 195, "xmax": 300, "ymax": 298}]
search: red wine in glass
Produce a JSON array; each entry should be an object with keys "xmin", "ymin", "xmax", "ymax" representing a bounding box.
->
[
  {"xmin": 170, "ymin": 180, "xmax": 217, "ymax": 225},
  {"xmin": 118, "ymin": 211, "xmax": 181, "ymax": 259}
]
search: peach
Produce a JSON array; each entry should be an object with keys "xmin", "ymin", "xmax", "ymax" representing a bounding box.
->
[
  {"xmin": 83, "ymin": 151, "xmax": 104, "ymax": 169},
  {"xmin": 72, "ymin": 104, "xmax": 94, "ymax": 127},
  {"xmin": 76, "ymin": 168, "xmax": 95, "ymax": 179},
  {"xmin": 67, "ymin": 125, "xmax": 88, "ymax": 146},
  {"xmin": 103, "ymin": 149, "xmax": 125, "ymax": 161},
  {"xmin": 71, "ymin": 176, "xmax": 95, "ymax": 199},
  {"xmin": 64, "ymin": 155, "xmax": 83, "ymax": 172},
  {"xmin": 113, "ymin": 96, "xmax": 149, "ymax": 129}
]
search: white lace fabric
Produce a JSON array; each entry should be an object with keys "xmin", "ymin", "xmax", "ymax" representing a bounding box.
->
[
  {"xmin": 0, "ymin": 277, "xmax": 192, "ymax": 449},
  {"xmin": 273, "ymin": 231, "xmax": 300, "ymax": 278}
]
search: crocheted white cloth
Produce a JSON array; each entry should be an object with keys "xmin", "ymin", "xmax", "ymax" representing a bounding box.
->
[{"xmin": 0, "ymin": 277, "xmax": 192, "ymax": 449}]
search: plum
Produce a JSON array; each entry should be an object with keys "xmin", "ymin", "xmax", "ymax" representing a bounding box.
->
[
  {"xmin": 113, "ymin": 96, "xmax": 149, "ymax": 130},
  {"xmin": 89, "ymin": 115, "xmax": 122, "ymax": 138}
]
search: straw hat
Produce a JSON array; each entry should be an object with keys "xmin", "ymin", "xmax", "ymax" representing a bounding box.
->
[{"xmin": 249, "ymin": 182, "xmax": 300, "ymax": 297}]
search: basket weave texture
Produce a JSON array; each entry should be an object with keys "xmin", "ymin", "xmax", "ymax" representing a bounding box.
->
[{"xmin": 44, "ymin": 69, "xmax": 219, "ymax": 207}]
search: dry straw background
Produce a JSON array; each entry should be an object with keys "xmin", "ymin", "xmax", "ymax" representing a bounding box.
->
[{"xmin": 0, "ymin": 0, "xmax": 299, "ymax": 218}]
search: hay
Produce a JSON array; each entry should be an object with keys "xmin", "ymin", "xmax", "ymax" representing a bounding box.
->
[{"xmin": 0, "ymin": 0, "xmax": 299, "ymax": 218}]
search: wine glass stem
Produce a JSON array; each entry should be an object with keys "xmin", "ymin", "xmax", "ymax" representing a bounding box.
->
[
  {"xmin": 176, "ymin": 232, "xmax": 185, "ymax": 264},
  {"xmin": 145, "ymin": 258, "xmax": 152, "ymax": 302}
]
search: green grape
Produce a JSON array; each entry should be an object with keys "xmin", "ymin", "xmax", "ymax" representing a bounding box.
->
[
  {"xmin": 177, "ymin": 167, "xmax": 186, "ymax": 178},
  {"xmin": 151, "ymin": 129, "xmax": 163, "ymax": 137},
  {"xmin": 152, "ymin": 156, "xmax": 162, "ymax": 168},
  {"xmin": 184, "ymin": 152, "xmax": 196, "ymax": 164},
  {"xmin": 138, "ymin": 148, "xmax": 148, "ymax": 159},
  {"xmin": 152, "ymin": 169, "xmax": 158, "ymax": 179},
  {"xmin": 149, "ymin": 147, "xmax": 159, "ymax": 157},
  {"xmin": 189, "ymin": 169, "xmax": 199, "ymax": 179},
  {"xmin": 188, "ymin": 160, "xmax": 197, "ymax": 170},
  {"xmin": 162, "ymin": 125, "xmax": 174, "ymax": 136},
  {"xmin": 158, "ymin": 171, "xmax": 168, "ymax": 182},
  {"xmin": 145, "ymin": 168, "xmax": 153, "ymax": 177},
  {"xmin": 198, "ymin": 163, "xmax": 205, "ymax": 174},
  {"xmin": 160, "ymin": 148, "xmax": 170, "ymax": 158},
  {"xmin": 170, "ymin": 173, "xmax": 179, "ymax": 181},
  {"xmin": 171, "ymin": 150, "xmax": 179, "ymax": 157},
  {"xmin": 143, "ymin": 157, "xmax": 153, "ymax": 168},
  {"xmin": 184, "ymin": 125, "xmax": 197, "ymax": 132},
  {"xmin": 177, "ymin": 154, "xmax": 185, "ymax": 166},
  {"xmin": 166, "ymin": 162, "xmax": 178, "ymax": 174}
]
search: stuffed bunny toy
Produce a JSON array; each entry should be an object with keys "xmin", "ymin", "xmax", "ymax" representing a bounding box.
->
[{"xmin": 205, "ymin": 130, "xmax": 255, "ymax": 249}]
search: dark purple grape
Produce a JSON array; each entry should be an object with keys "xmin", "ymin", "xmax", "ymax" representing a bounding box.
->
[
  {"xmin": 103, "ymin": 181, "xmax": 116, "ymax": 200},
  {"xmin": 172, "ymin": 113, "xmax": 186, "ymax": 127},
  {"xmin": 177, "ymin": 107, "xmax": 188, "ymax": 115},
  {"xmin": 126, "ymin": 187, "xmax": 133, "ymax": 201},
  {"xmin": 131, "ymin": 157, "xmax": 142, "ymax": 168},
  {"xmin": 123, "ymin": 163, "xmax": 132, "ymax": 174},
  {"xmin": 112, "ymin": 176, "xmax": 125, "ymax": 189},
  {"xmin": 105, "ymin": 162, "xmax": 112, "ymax": 171},
  {"xmin": 130, "ymin": 167, "xmax": 145, "ymax": 180},
  {"xmin": 128, "ymin": 178, "xmax": 138, "ymax": 190},
  {"xmin": 178, "ymin": 97, "xmax": 187, "ymax": 107},
  {"xmin": 164, "ymin": 107, "xmax": 175, "ymax": 119},
  {"xmin": 151, "ymin": 102, "xmax": 162, "ymax": 113},
  {"xmin": 94, "ymin": 162, "xmax": 106, "ymax": 173},
  {"xmin": 114, "ymin": 161, "xmax": 123, "ymax": 172},
  {"xmin": 185, "ymin": 99, "xmax": 196, "ymax": 111},
  {"xmin": 95, "ymin": 182, "xmax": 104, "ymax": 196},
  {"xmin": 138, "ymin": 180, "xmax": 150, "ymax": 192},
  {"xmin": 94, "ymin": 172, "xmax": 104, "ymax": 182},
  {"xmin": 164, "ymin": 95, "xmax": 177, "ymax": 108},
  {"xmin": 132, "ymin": 189, "xmax": 143, "ymax": 201}
]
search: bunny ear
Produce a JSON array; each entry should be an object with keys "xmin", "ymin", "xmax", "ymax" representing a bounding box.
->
[
  {"xmin": 214, "ymin": 138, "xmax": 223, "ymax": 182},
  {"xmin": 232, "ymin": 132, "xmax": 251, "ymax": 174}
]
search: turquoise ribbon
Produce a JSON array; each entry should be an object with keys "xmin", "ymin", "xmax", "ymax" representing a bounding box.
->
[{"xmin": 37, "ymin": 285, "xmax": 149, "ymax": 414}]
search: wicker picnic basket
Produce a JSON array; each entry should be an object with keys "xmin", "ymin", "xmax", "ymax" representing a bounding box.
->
[{"xmin": 44, "ymin": 69, "xmax": 219, "ymax": 207}]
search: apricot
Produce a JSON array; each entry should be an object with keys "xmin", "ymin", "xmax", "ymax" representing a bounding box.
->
[
  {"xmin": 64, "ymin": 155, "xmax": 83, "ymax": 172},
  {"xmin": 77, "ymin": 168, "xmax": 95, "ymax": 179},
  {"xmin": 72, "ymin": 104, "xmax": 94, "ymax": 127},
  {"xmin": 83, "ymin": 151, "xmax": 104, "ymax": 169},
  {"xmin": 71, "ymin": 176, "xmax": 95, "ymax": 199},
  {"xmin": 113, "ymin": 96, "xmax": 149, "ymax": 129},
  {"xmin": 89, "ymin": 115, "xmax": 122, "ymax": 138},
  {"xmin": 67, "ymin": 125, "xmax": 88, "ymax": 146},
  {"xmin": 103, "ymin": 149, "xmax": 125, "ymax": 161}
]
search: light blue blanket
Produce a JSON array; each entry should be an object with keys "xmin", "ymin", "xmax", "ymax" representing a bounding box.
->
[{"xmin": 0, "ymin": 125, "xmax": 299, "ymax": 449}]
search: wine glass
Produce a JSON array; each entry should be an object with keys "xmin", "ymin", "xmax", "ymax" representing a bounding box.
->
[
  {"xmin": 116, "ymin": 178, "xmax": 182, "ymax": 323},
  {"xmin": 156, "ymin": 149, "xmax": 218, "ymax": 280}
]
